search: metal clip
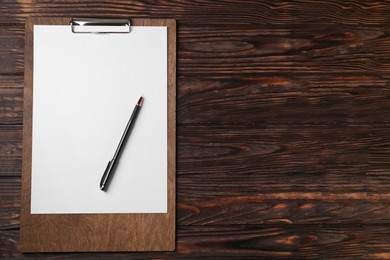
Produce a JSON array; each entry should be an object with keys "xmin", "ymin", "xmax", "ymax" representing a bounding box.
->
[{"xmin": 70, "ymin": 18, "xmax": 131, "ymax": 34}]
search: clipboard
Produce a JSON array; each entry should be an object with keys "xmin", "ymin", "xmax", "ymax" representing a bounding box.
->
[{"xmin": 20, "ymin": 17, "xmax": 176, "ymax": 252}]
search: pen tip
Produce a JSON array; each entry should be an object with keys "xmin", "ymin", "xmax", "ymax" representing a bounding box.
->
[{"xmin": 137, "ymin": 96, "xmax": 144, "ymax": 106}]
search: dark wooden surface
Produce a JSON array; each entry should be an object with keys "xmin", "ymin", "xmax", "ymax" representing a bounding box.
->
[{"xmin": 0, "ymin": 0, "xmax": 389, "ymax": 258}]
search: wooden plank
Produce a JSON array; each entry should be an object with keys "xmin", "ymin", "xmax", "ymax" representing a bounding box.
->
[
  {"xmin": 0, "ymin": 76, "xmax": 23, "ymax": 125},
  {"xmin": 2, "ymin": 177, "xmax": 390, "ymax": 229},
  {"xmin": 177, "ymin": 124, "xmax": 390, "ymax": 177},
  {"xmin": 177, "ymin": 123, "xmax": 390, "ymax": 225},
  {"xmin": 176, "ymin": 225, "xmax": 390, "ymax": 259},
  {"xmin": 0, "ymin": 178, "xmax": 20, "ymax": 230},
  {"xmin": 179, "ymin": 24, "xmax": 390, "ymax": 76},
  {"xmin": 178, "ymin": 74, "xmax": 390, "ymax": 124},
  {"xmin": 2, "ymin": 123, "xmax": 389, "ymax": 226},
  {"xmin": 0, "ymin": 74, "xmax": 389, "ymax": 125},
  {"xmin": 178, "ymin": 198, "xmax": 390, "ymax": 225},
  {"xmin": 0, "ymin": 1, "xmax": 389, "ymax": 25},
  {"xmin": 0, "ymin": 25, "xmax": 24, "ymax": 74},
  {"xmin": 176, "ymin": 123, "xmax": 390, "ymax": 226},
  {"xmin": 1, "ymin": 226, "xmax": 390, "ymax": 258},
  {"xmin": 3, "ymin": 123, "xmax": 389, "ymax": 182},
  {"xmin": 0, "ymin": 125, "xmax": 22, "ymax": 177},
  {"xmin": 2, "ymin": 176, "xmax": 389, "ymax": 228},
  {"xmin": 1, "ymin": 23, "xmax": 389, "ymax": 76}
]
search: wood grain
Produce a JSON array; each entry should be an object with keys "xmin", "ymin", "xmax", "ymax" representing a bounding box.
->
[
  {"xmin": 179, "ymin": 25, "xmax": 390, "ymax": 76},
  {"xmin": 0, "ymin": 25, "xmax": 24, "ymax": 74},
  {"xmin": 0, "ymin": 76, "xmax": 23, "ymax": 125},
  {"xmin": 2, "ymin": 124, "xmax": 389, "ymax": 184},
  {"xmin": 0, "ymin": 74, "xmax": 389, "ymax": 125},
  {"xmin": 177, "ymin": 124, "xmax": 390, "ymax": 178},
  {"xmin": 0, "ymin": 125, "xmax": 22, "ymax": 176},
  {"xmin": 2, "ymin": 24, "xmax": 390, "ymax": 76},
  {"xmin": 177, "ymin": 75, "xmax": 390, "ymax": 124},
  {"xmin": 2, "ymin": 176, "xmax": 390, "ymax": 230},
  {"xmin": 1, "ymin": 124, "xmax": 389, "ymax": 229},
  {"xmin": 0, "ymin": 0, "xmax": 389, "ymax": 258},
  {"xmin": 0, "ymin": 178, "xmax": 20, "ymax": 230},
  {"xmin": 1, "ymin": 226, "xmax": 390, "ymax": 259},
  {"xmin": 0, "ymin": 1, "xmax": 389, "ymax": 25},
  {"xmin": 1, "ymin": 22, "xmax": 389, "ymax": 125}
]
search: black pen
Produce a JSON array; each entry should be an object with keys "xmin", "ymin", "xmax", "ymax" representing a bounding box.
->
[{"xmin": 100, "ymin": 96, "xmax": 144, "ymax": 191}]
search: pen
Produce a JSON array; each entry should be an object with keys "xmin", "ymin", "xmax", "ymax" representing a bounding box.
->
[{"xmin": 100, "ymin": 96, "xmax": 144, "ymax": 191}]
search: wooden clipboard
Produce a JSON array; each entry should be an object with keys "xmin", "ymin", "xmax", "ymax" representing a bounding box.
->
[{"xmin": 20, "ymin": 17, "xmax": 176, "ymax": 252}]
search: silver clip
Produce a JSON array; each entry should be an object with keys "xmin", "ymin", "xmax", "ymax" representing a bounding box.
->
[{"xmin": 70, "ymin": 18, "xmax": 131, "ymax": 34}]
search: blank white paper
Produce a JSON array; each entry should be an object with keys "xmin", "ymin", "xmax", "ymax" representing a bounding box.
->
[{"xmin": 31, "ymin": 25, "xmax": 167, "ymax": 214}]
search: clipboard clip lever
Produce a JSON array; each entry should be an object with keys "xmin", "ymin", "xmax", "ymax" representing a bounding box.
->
[{"xmin": 70, "ymin": 18, "xmax": 131, "ymax": 34}]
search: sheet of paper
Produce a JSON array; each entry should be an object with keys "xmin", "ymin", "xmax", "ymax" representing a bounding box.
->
[{"xmin": 31, "ymin": 25, "xmax": 167, "ymax": 214}]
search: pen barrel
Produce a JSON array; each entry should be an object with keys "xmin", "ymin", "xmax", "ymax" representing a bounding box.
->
[{"xmin": 112, "ymin": 104, "xmax": 141, "ymax": 162}]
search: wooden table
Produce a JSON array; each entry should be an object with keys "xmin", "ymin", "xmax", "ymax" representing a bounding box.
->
[{"xmin": 1, "ymin": 1, "xmax": 389, "ymax": 258}]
